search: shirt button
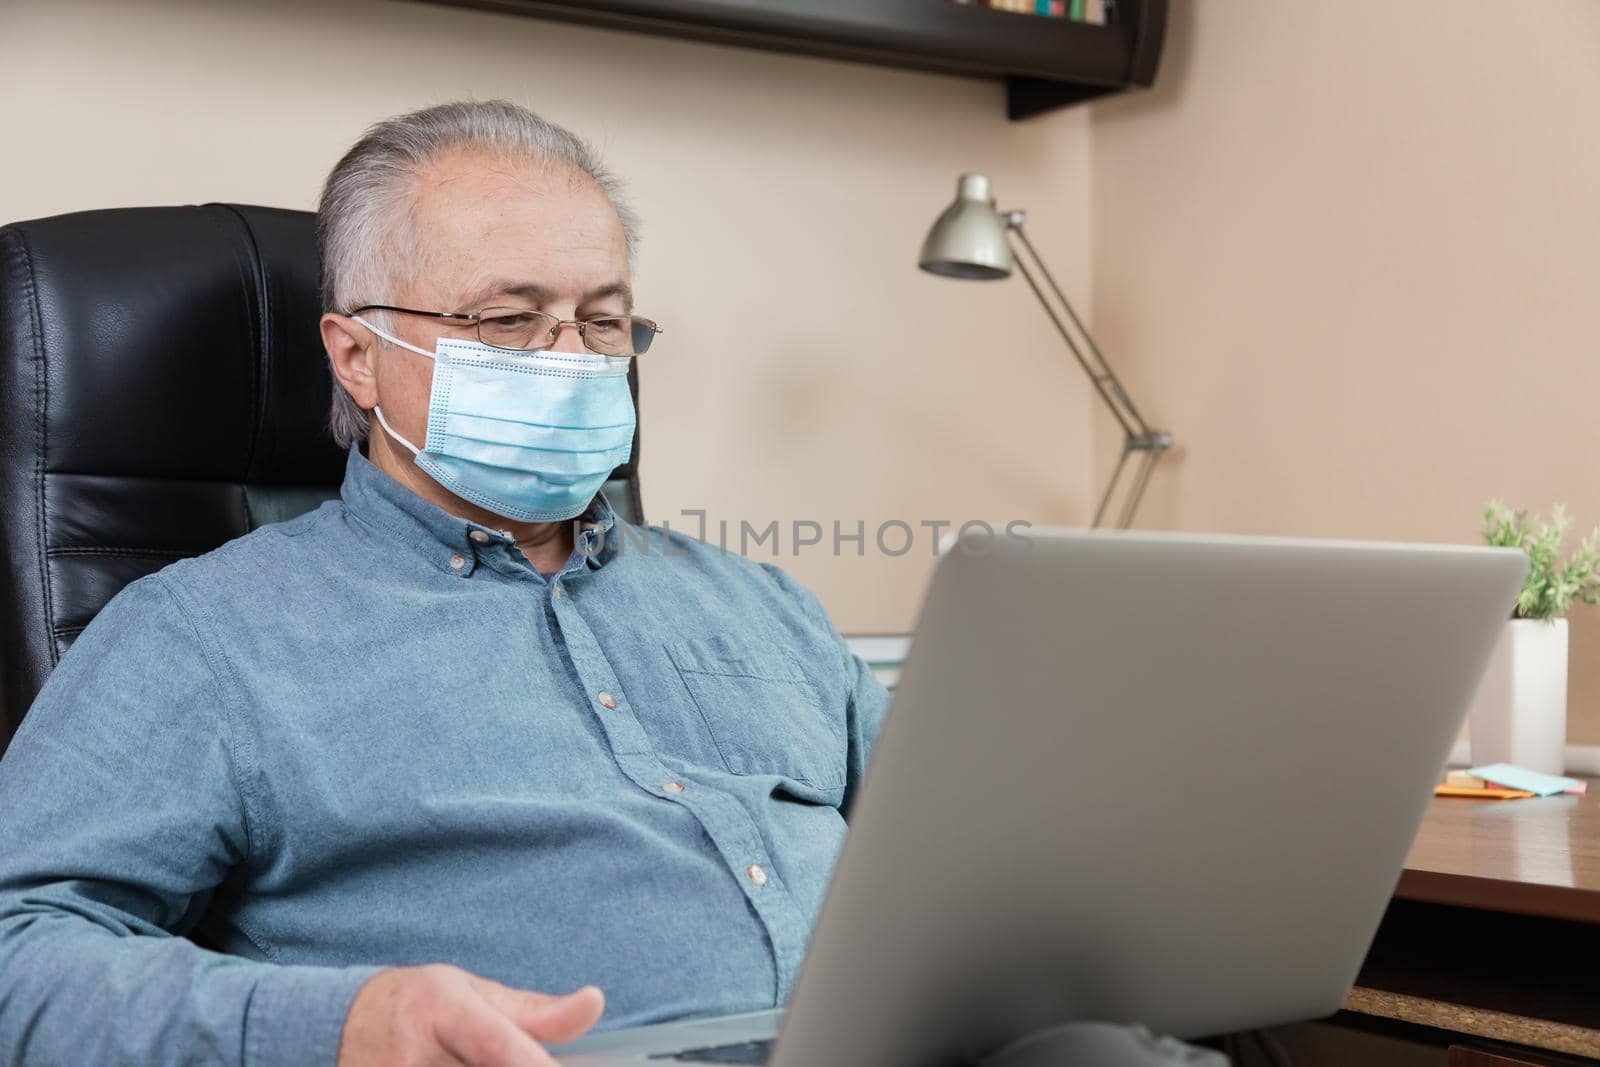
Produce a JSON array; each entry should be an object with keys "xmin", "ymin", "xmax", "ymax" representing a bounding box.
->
[
  {"xmin": 553, "ymin": 584, "xmax": 563, "ymax": 599},
  {"xmin": 746, "ymin": 864, "xmax": 768, "ymax": 887},
  {"xmin": 662, "ymin": 781, "xmax": 685, "ymax": 794},
  {"xmin": 597, "ymin": 691, "xmax": 617, "ymax": 709},
  {"xmin": 448, "ymin": 553, "xmax": 466, "ymax": 570},
  {"xmin": 469, "ymin": 530, "xmax": 490, "ymax": 544}
]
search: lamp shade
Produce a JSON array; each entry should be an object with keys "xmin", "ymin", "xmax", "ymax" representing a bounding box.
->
[{"xmin": 917, "ymin": 173, "xmax": 1012, "ymax": 280}]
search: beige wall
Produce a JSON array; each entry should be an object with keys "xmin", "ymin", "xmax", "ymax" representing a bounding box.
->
[
  {"xmin": 1090, "ymin": 1, "xmax": 1600, "ymax": 743},
  {"xmin": 13, "ymin": 0, "xmax": 1591, "ymax": 742},
  {"xmin": 1, "ymin": 0, "xmax": 1095, "ymax": 634}
]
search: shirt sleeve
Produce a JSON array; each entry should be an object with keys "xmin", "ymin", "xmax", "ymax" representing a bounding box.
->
[
  {"xmin": 757, "ymin": 564, "xmax": 892, "ymax": 815},
  {"xmin": 837, "ymin": 637, "xmax": 891, "ymax": 818},
  {"xmin": 0, "ymin": 575, "xmax": 379, "ymax": 1067}
]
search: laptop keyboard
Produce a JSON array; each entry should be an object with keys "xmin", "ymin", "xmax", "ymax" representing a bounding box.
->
[{"xmin": 648, "ymin": 1038, "xmax": 775, "ymax": 1063}]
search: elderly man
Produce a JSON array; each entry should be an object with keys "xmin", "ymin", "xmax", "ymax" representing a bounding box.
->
[{"xmin": 0, "ymin": 101, "xmax": 888, "ymax": 1067}]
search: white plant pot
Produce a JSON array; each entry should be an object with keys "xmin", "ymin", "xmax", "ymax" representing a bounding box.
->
[{"xmin": 1467, "ymin": 618, "xmax": 1568, "ymax": 775}]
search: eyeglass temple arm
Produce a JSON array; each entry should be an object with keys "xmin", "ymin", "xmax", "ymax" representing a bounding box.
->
[
  {"xmin": 1002, "ymin": 214, "xmax": 1174, "ymax": 530},
  {"xmin": 349, "ymin": 304, "xmax": 479, "ymax": 323}
]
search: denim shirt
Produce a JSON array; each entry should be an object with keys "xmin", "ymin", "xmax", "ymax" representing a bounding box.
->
[{"xmin": 0, "ymin": 447, "xmax": 889, "ymax": 1067}]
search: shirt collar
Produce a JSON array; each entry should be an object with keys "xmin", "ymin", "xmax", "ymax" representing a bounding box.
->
[{"xmin": 338, "ymin": 445, "xmax": 618, "ymax": 577}]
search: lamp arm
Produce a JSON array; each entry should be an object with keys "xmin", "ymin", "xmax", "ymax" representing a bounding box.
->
[
  {"xmin": 1002, "ymin": 215, "xmax": 1173, "ymax": 528},
  {"xmin": 1006, "ymin": 219, "xmax": 1157, "ymax": 439}
]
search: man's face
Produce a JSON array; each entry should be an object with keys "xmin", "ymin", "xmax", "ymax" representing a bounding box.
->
[{"xmin": 365, "ymin": 146, "xmax": 632, "ymax": 462}]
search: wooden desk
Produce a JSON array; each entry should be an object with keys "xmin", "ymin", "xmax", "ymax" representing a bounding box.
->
[
  {"xmin": 1396, "ymin": 783, "xmax": 1600, "ymax": 923},
  {"xmin": 1336, "ymin": 782, "xmax": 1600, "ymax": 1062}
]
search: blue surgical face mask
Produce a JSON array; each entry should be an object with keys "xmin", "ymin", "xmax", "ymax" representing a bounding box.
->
[{"xmin": 354, "ymin": 317, "xmax": 636, "ymax": 523}]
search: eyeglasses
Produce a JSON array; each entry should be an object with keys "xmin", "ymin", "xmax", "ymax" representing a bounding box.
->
[{"xmin": 350, "ymin": 304, "xmax": 662, "ymax": 356}]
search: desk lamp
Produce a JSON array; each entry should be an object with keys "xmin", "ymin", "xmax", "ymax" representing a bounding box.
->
[{"xmin": 918, "ymin": 173, "xmax": 1173, "ymax": 528}]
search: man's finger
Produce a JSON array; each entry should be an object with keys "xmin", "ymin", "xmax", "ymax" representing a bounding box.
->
[
  {"xmin": 434, "ymin": 990, "xmax": 560, "ymax": 1067},
  {"xmin": 469, "ymin": 978, "xmax": 606, "ymax": 1046}
]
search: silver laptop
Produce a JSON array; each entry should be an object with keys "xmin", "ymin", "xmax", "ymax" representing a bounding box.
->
[{"xmin": 557, "ymin": 529, "xmax": 1525, "ymax": 1066}]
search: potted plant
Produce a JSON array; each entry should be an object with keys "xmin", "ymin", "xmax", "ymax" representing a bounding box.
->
[{"xmin": 1468, "ymin": 503, "xmax": 1600, "ymax": 774}]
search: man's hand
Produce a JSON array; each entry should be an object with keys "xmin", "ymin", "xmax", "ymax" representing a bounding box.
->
[{"xmin": 337, "ymin": 964, "xmax": 605, "ymax": 1067}]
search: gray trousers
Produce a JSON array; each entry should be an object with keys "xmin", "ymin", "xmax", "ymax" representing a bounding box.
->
[{"xmin": 980, "ymin": 1023, "xmax": 1230, "ymax": 1067}]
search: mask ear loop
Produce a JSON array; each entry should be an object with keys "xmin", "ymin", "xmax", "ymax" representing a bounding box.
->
[
  {"xmin": 351, "ymin": 314, "xmax": 431, "ymax": 456},
  {"xmin": 371, "ymin": 404, "xmax": 422, "ymax": 457},
  {"xmin": 352, "ymin": 314, "xmax": 436, "ymax": 358}
]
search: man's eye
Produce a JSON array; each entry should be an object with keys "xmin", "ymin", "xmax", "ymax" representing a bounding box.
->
[
  {"xmin": 483, "ymin": 312, "xmax": 536, "ymax": 329},
  {"xmin": 478, "ymin": 311, "xmax": 550, "ymax": 348}
]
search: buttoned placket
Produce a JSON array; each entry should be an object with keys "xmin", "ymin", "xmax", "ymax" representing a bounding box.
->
[{"xmin": 542, "ymin": 530, "xmax": 813, "ymax": 1002}]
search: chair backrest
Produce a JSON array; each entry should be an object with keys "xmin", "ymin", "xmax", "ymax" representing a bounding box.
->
[{"xmin": 0, "ymin": 204, "xmax": 643, "ymax": 753}]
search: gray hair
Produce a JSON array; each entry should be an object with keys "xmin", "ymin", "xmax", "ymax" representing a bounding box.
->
[{"xmin": 316, "ymin": 100, "xmax": 640, "ymax": 449}]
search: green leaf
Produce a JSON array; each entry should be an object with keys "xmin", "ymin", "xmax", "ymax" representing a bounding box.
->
[{"xmin": 1484, "ymin": 500, "xmax": 1600, "ymax": 620}]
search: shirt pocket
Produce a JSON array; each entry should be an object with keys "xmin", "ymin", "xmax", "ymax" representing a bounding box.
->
[{"xmin": 664, "ymin": 635, "xmax": 846, "ymax": 791}]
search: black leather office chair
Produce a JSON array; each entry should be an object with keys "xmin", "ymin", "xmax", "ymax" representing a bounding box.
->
[{"xmin": 0, "ymin": 204, "xmax": 643, "ymax": 754}]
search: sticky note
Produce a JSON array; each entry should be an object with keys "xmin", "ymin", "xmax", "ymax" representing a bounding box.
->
[
  {"xmin": 1467, "ymin": 763, "xmax": 1581, "ymax": 798},
  {"xmin": 1435, "ymin": 785, "xmax": 1535, "ymax": 800}
]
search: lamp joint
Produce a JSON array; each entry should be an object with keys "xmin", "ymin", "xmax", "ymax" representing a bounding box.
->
[{"xmin": 1128, "ymin": 431, "xmax": 1174, "ymax": 453}]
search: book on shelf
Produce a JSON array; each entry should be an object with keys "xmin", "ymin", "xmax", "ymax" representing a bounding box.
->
[{"xmin": 947, "ymin": 0, "xmax": 1113, "ymax": 24}]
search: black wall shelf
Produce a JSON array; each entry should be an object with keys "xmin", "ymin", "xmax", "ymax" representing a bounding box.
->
[{"xmin": 419, "ymin": 0, "xmax": 1166, "ymax": 119}]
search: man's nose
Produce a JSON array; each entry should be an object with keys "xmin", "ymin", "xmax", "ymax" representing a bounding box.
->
[{"xmin": 546, "ymin": 319, "xmax": 588, "ymax": 355}]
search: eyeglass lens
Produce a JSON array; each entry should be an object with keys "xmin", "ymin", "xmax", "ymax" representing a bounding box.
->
[{"xmin": 476, "ymin": 308, "xmax": 657, "ymax": 355}]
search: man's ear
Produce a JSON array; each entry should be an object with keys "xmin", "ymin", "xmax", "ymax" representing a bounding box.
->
[{"xmin": 321, "ymin": 313, "xmax": 378, "ymax": 411}]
